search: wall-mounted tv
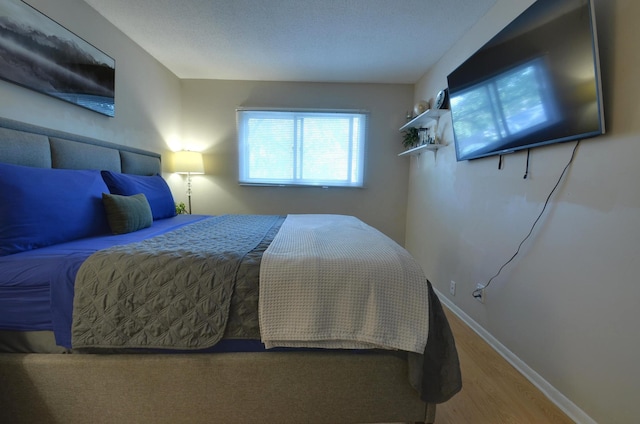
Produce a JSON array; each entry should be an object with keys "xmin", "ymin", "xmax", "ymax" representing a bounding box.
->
[{"xmin": 447, "ymin": 0, "xmax": 604, "ymax": 161}]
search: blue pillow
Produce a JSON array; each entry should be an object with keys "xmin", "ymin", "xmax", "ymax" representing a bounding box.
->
[
  {"xmin": 101, "ymin": 171, "xmax": 176, "ymax": 220},
  {"xmin": 0, "ymin": 162, "xmax": 110, "ymax": 256}
]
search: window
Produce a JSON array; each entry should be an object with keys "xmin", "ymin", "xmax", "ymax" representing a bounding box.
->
[{"xmin": 237, "ymin": 109, "xmax": 367, "ymax": 187}]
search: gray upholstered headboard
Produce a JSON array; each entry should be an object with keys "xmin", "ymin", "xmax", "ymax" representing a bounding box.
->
[{"xmin": 0, "ymin": 117, "xmax": 161, "ymax": 175}]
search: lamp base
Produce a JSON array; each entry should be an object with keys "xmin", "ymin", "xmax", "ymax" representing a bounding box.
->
[{"xmin": 186, "ymin": 173, "xmax": 193, "ymax": 214}]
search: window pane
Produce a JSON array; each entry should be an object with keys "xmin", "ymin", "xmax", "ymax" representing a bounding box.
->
[
  {"xmin": 247, "ymin": 117, "xmax": 293, "ymax": 179},
  {"xmin": 237, "ymin": 110, "xmax": 367, "ymax": 187},
  {"xmin": 301, "ymin": 117, "xmax": 349, "ymax": 181}
]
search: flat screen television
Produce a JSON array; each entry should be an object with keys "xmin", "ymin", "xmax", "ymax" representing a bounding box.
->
[{"xmin": 447, "ymin": 0, "xmax": 605, "ymax": 161}]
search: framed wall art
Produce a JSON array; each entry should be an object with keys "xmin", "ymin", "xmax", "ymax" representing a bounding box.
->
[{"xmin": 0, "ymin": 0, "xmax": 115, "ymax": 117}]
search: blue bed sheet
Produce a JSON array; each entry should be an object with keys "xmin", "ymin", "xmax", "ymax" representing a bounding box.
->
[{"xmin": 0, "ymin": 215, "xmax": 209, "ymax": 348}]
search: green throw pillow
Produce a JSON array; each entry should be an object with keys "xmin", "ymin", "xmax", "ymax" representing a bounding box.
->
[{"xmin": 102, "ymin": 192, "xmax": 153, "ymax": 235}]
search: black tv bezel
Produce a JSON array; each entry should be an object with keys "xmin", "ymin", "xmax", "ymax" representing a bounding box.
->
[{"xmin": 447, "ymin": 0, "xmax": 605, "ymax": 162}]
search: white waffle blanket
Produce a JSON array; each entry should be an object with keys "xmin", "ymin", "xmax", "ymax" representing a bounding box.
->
[{"xmin": 259, "ymin": 214, "xmax": 429, "ymax": 354}]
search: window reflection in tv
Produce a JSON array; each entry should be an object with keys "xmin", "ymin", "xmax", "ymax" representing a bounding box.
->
[{"xmin": 448, "ymin": 0, "xmax": 604, "ymax": 161}]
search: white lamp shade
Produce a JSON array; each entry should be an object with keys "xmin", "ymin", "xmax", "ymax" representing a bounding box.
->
[{"xmin": 173, "ymin": 151, "xmax": 204, "ymax": 174}]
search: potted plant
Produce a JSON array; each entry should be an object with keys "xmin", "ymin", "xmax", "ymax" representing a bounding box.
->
[
  {"xmin": 402, "ymin": 127, "xmax": 420, "ymax": 149},
  {"xmin": 175, "ymin": 202, "xmax": 188, "ymax": 215}
]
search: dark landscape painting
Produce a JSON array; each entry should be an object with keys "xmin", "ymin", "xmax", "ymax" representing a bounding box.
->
[{"xmin": 0, "ymin": 0, "xmax": 115, "ymax": 116}]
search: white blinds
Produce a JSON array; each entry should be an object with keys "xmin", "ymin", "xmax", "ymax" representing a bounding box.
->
[{"xmin": 237, "ymin": 109, "xmax": 367, "ymax": 187}]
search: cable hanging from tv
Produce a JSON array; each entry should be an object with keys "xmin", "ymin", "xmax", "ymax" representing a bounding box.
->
[{"xmin": 473, "ymin": 141, "xmax": 581, "ymax": 300}]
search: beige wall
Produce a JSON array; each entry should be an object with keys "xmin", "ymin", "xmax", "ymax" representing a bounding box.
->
[
  {"xmin": 0, "ymin": 0, "xmax": 182, "ymax": 164},
  {"xmin": 407, "ymin": 0, "xmax": 640, "ymax": 423},
  {"xmin": 176, "ymin": 80, "xmax": 413, "ymax": 243}
]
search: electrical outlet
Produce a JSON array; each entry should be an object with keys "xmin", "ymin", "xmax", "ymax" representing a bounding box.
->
[
  {"xmin": 449, "ymin": 280, "xmax": 456, "ymax": 296},
  {"xmin": 475, "ymin": 283, "xmax": 485, "ymax": 303}
]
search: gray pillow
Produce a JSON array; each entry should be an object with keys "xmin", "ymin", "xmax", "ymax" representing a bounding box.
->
[{"xmin": 102, "ymin": 192, "xmax": 153, "ymax": 234}]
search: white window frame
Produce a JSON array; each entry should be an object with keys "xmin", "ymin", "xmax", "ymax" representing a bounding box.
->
[{"xmin": 237, "ymin": 108, "xmax": 368, "ymax": 188}]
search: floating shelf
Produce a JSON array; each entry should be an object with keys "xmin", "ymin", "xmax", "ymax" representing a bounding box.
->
[
  {"xmin": 399, "ymin": 108, "xmax": 449, "ymax": 131},
  {"xmin": 398, "ymin": 143, "xmax": 442, "ymax": 157}
]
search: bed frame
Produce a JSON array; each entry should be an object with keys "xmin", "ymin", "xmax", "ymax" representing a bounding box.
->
[{"xmin": 0, "ymin": 117, "xmax": 436, "ymax": 423}]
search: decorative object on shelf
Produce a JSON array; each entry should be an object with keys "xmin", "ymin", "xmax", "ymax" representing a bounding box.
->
[
  {"xmin": 418, "ymin": 128, "xmax": 427, "ymax": 145},
  {"xmin": 434, "ymin": 89, "xmax": 450, "ymax": 110},
  {"xmin": 173, "ymin": 150, "xmax": 205, "ymax": 214},
  {"xmin": 402, "ymin": 127, "xmax": 420, "ymax": 149},
  {"xmin": 413, "ymin": 100, "xmax": 429, "ymax": 116}
]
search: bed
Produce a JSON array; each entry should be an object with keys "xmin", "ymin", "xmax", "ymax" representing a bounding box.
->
[{"xmin": 0, "ymin": 117, "xmax": 461, "ymax": 424}]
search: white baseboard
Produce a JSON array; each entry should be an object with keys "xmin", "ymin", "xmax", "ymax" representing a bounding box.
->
[{"xmin": 435, "ymin": 289, "xmax": 597, "ymax": 424}]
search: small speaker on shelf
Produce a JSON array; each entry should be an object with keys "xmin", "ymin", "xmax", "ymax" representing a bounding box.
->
[{"xmin": 434, "ymin": 89, "xmax": 449, "ymax": 109}]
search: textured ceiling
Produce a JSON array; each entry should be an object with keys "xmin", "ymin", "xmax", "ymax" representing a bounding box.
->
[{"xmin": 83, "ymin": 0, "xmax": 498, "ymax": 84}]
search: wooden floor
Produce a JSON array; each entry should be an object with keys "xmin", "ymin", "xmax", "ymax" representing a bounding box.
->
[{"xmin": 431, "ymin": 307, "xmax": 575, "ymax": 424}]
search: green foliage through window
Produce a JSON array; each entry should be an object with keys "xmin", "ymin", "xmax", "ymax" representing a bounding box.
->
[{"xmin": 451, "ymin": 58, "xmax": 558, "ymax": 158}]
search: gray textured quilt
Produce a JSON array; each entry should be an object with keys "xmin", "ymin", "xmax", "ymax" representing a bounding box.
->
[{"xmin": 72, "ymin": 215, "xmax": 282, "ymax": 349}]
